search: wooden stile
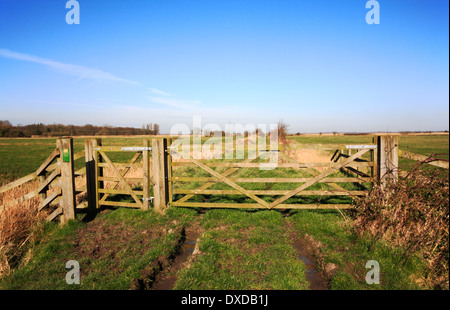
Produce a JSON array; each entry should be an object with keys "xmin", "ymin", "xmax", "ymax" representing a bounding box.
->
[
  {"xmin": 39, "ymin": 188, "xmax": 62, "ymax": 211},
  {"xmin": 35, "ymin": 148, "xmax": 60, "ymax": 177},
  {"xmin": 0, "ymin": 172, "xmax": 37, "ymax": 194},
  {"xmin": 39, "ymin": 174, "xmax": 47, "ymax": 202}
]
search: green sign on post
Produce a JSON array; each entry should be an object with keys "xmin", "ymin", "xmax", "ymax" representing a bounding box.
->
[{"xmin": 62, "ymin": 148, "xmax": 70, "ymax": 162}]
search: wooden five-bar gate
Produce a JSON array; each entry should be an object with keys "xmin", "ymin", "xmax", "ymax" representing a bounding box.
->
[
  {"xmin": 1, "ymin": 135, "xmax": 448, "ymax": 223},
  {"xmin": 88, "ymin": 138, "xmax": 168, "ymax": 214},
  {"xmin": 169, "ymin": 143, "xmax": 376, "ymax": 210}
]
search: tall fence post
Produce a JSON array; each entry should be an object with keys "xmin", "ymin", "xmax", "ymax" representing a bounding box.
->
[
  {"xmin": 377, "ymin": 135, "xmax": 399, "ymax": 188},
  {"xmin": 142, "ymin": 139, "xmax": 150, "ymax": 211},
  {"xmin": 152, "ymin": 138, "xmax": 168, "ymax": 214},
  {"xmin": 163, "ymin": 138, "xmax": 169, "ymax": 206},
  {"xmin": 85, "ymin": 138, "xmax": 101, "ymax": 217},
  {"xmin": 95, "ymin": 140, "xmax": 103, "ymax": 210},
  {"xmin": 58, "ymin": 138, "xmax": 76, "ymax": 224},
  {"xmin": 372, "ymin": 135, "xmax": 378, "ymax": 181}
]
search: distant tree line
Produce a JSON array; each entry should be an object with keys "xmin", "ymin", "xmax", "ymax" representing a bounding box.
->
[{"xmin": 0, "ymin": 120, "xmax": 160, "ymax": 137}]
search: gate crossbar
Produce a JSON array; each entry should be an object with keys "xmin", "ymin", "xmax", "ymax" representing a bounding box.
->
[
  {"xmin": 191, "ymin": 159, "xmax": 271, "ymax": 209},
  {"xmin": 174, "ymin": 158, "xmax": 254, "ymax": 204},
  {"xmin": 98, "ymin": 150, "xmax": 144, "ymax": 209},
  {"xmin": 268, "ymin": 148, "xmax": 370, "ymax": 209},
  {"xmin": 99, "ymin": 152, "xmax": 142, "ymax": 204}
]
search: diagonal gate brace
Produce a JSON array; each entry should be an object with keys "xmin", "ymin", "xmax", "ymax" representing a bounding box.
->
[
  {"xmin": 269, "ymin": 148, "xmax": 370, "ymax": 209},
  {"xmin": 191, "ymin": 159, "xmax": 271, "ymax": 209},
  {"xmin": 99, "ymin": 151, "xmax": 144, "ymax": 209},
  {"xmin": 99, "ymin": 152, "xmax": 142, "ymax": 204},
  {"xmin": 175, "ymin": 157, "xmax": 254, "ymax": 204}
]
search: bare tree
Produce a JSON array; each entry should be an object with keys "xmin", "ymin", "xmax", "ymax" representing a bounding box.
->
[
  {"xmin": 153, "ymin": 123, "xmax": 160, "ymax": 135},
  {"xmin": 277, "ymin": 120, "xmax": 289, "ymax": 142}
]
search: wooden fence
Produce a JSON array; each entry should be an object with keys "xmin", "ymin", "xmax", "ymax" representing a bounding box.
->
[
  {"xmin": 0, "ymin": 138, "xmax": 86, "ymax": 223},
  {"xmin": 0, "ymin": 135, "xmax": 448, "ymax": 223}
]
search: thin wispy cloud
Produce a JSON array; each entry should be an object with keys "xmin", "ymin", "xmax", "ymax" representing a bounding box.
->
[
  {"xmin": 0, "ymin": 48, "xmax": 140, "ymax": 85},
  {"xmin": 147, "ymin": 96, "xmax": 202, "ymax": 110},
  {"xmin": 147, "ymin": 87, "xmax": 203, "ymax": 110},
  {"xmin": 149, "ymin": 88, "xmax": 172, "ymax": 96}
]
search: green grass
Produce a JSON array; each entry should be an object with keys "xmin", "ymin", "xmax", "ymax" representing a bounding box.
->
[
  {"xmin": 398, "ymin": 135, "xmax": 449, "ymax": 157},
  {"xmin": 174, "ymin": 209, "xmax": 310, "ymax": 290},
  {"xmin": 288, "ymin": 134, "xmax": 374, "ymax": 145},
  {"xmin": 397, "ymin": 135, "xmax": 449, "ymax": 171},
  {"xmin": 0, "ymin": 207, "xmax": 197, "ymax": 290},
  {"xmin": 288, "ymin": 210, "xmax": 426, "ymax": 290}
]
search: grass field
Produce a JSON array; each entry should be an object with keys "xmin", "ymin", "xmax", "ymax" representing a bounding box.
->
[
  {"xmin": 0, "ymin": 133, "xmax": 448, "ymax": 290},
  {"xmin": 1, "ymin": 134, "xmax": 448, "ymax": 184}
]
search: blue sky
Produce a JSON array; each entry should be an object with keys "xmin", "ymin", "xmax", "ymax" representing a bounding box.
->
[{"xmin": 0, "ymin": 0, "xmax": 448, "ymax": 133}]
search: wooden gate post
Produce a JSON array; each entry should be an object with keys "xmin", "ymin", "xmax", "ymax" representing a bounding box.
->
[
  {"xmin": 85, "ymin": 138, "xmax": 101, "ymax": 216},
  {"xmin": 152, "ymin": 138, "xmax": 169, "ymax": 213},
  {"xmin": 372, "ymin": 135, "xmax": 378, "ymax": 181},
  {"xmin": 57, "ymin": 138, "xmax": 76, "ymax": 224},
  {"xmin": 142, "ymin": 139, "xmax": 150, "ymax": 211},
  {"xmin": 377, "ymin": 135, "xmax": 399, "ymax": 188}
]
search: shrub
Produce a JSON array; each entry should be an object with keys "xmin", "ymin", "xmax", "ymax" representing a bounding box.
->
[{"xmin": 354, "ymin": 160, "xmax": 449, "ymax": 289}]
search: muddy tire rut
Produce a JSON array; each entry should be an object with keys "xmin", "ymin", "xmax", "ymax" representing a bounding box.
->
[
  {"xmin": 284, "ymin": 219, "xmax": 329, "ymax": 290},
  {"xmin": 130, "ymin": 220, "xmax": 203, "ymax": 290}
]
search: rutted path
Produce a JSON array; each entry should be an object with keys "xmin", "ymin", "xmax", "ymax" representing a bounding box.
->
[
  {"xmin": 151, "ymin": 223, "xmax": 202, "ymax": 290},
  {"xmin": 284, "ymin": 219, "xmax": 329, "ymax": 290},
  {"xmin": 131, "ymin": 210, "xmax": 329, "ymax": 290}
]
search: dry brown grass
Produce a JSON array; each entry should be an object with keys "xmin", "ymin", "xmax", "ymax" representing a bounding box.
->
[
  {"xmin": 282, "ymin": 149, "xmax": 333, "ymax": 172},
  {"xmin": 0, "ymin": 181, "xmax": 46, "ymax": 277},
  {"xmin": 354, "ymin": 159, "xmax": 449, "ymax": 289},
  {"xmin": 283, "ymin": 149, "xmax": 332, "ymax": 163},
  {"xmin": 0, "ymin": 174, "xmax": 90, "ymax": 278}
]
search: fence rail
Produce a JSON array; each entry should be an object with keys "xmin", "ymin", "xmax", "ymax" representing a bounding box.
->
[
  {"xmin": 398, "ymin": 149, "xmax": 449, "ymax": 169},
  {"xmin": 0, "ymin": 138, "xmax": 90, "ymax": 223}
]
